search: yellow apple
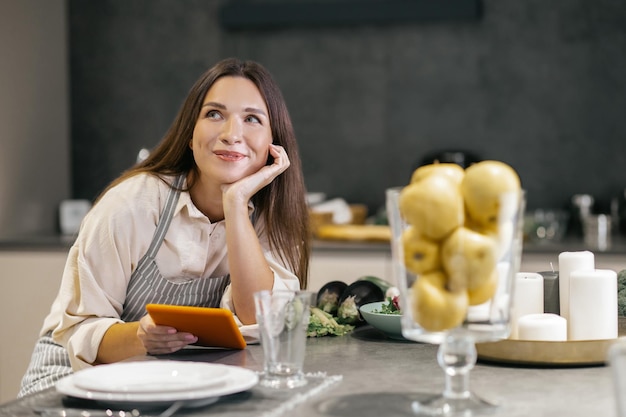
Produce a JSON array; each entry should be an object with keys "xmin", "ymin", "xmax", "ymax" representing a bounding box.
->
[
  {"xmin": 468, "ymin": 269, "xmax": 498, "ymax": 305},
  {"xmin": 460, "ymin": 160, "xmax": 522, "ymax": 231},
  {"xmin": 411, "ymin": 271, "xmax": 468, "ymax": 332},
  {"xmin": 402, "ymin": 226, "xmax": 440, "ymax": 275},
  {"xmin": 399, "ymin": 175, "xmax": 464, "ymax": 241},
  {"xmin": 410, "ymin": 163, "xmax": 465, "ymax": 186},
  {"xmin": 465, "ymin": 216, "xmax": 517, "ymax": 261},
  {"xmin": 441, "ymin": 227, "xmax": 498, "ymax": 293}
]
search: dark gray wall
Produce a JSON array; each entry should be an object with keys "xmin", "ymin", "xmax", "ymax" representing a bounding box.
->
[{"xmin": 69, "ymin": 0, "xmax": 626, "ymax": 216}]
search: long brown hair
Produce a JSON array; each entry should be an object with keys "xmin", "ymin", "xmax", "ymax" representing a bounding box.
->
[{"xmin": 99, "ymin": 58, "xmax": 310, "ymax": 288}]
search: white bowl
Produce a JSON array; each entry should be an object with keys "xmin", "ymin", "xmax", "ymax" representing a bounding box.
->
[{"xmin": 359, "ymin": 301, "xmax": 404, "ymax": 340}]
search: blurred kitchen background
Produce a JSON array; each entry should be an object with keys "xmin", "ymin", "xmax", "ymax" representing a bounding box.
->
[
  {"xmin": 1, "ymin": 0, "xmax": 626, "ymax": 239},
  {"xmin": 3, "ymin": 1, "xmax": 626, "ymax": 401}
]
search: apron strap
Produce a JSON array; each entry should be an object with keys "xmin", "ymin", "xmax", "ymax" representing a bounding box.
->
[{"xmin": 138, "ymin": 174, "xmax": 185, "ymax": 264}]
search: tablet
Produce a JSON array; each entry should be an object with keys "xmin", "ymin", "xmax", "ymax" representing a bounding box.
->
[{"xmin": 146, "ymin": 304, "xmax": 247, "ymax": 349}]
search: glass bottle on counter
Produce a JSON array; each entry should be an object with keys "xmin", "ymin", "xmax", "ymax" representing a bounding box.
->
[
  {"xmin": 569, "ymin": 194, "xmax": 594, "ymax": 238},
  {"xmin": 616, "ymin": 188, "xmax": 626, "ymax": 236}
]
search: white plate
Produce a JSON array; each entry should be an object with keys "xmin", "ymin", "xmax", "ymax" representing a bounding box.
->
[
  {"xmin": 56, "ymin": 361, "xmax": 258, "ymax": 405},
  {"xmin": 72, "ymin": 361, "xmax": 229, "ymax": 393}
]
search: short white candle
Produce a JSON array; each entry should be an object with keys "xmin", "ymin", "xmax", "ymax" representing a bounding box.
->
[
  {"xmin": 569, "ymin": 269, "xmax": 618, "ymax": 341},
  {"xmin": 518, "ymin": 313, "xmax": 567, "ymax": 341},
  {"xmin": 558, "ymin": 251, "xmax": 594, "ymax": 329},
  {"xmin": 511, "ymin": 272, "xmax": 544, "ymax": 339}
]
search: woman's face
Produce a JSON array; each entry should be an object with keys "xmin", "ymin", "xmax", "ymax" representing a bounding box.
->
[{"xmin": 190, "ymin": 76, "xmax": 272, "ymax": 186}]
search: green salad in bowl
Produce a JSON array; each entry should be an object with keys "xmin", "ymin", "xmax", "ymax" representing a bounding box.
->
[{"xmin": 359, "ymin": 296, "xmax": 405, "ymax": 340}]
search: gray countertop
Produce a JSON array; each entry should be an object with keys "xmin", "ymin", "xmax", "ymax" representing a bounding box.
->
[
  {"xmin": 1, "ymin": 325, "xmax": 620, "ymax": 417},
  {"xmin": 301, "ymin": 328, "xmax": 618, "ymax": 417}
]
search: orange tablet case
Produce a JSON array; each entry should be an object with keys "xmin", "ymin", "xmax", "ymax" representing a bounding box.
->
[{"xmin": 146, "ymin": 304, "xmax": 247, "ymax": 349}]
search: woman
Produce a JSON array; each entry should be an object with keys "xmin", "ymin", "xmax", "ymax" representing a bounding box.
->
[{"xmin": 19, "ymin": 58, "xmax": 310, "ymax": 396}]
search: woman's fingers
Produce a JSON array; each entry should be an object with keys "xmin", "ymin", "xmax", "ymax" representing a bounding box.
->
[
  {"xmin": 137, "ymin": 315, "xmax": 198, "ymax": 354},
  {"xmin": 268, "ymin": 143, "xmax": 290, "ymax": 173},
  {"xmin": 144, "ymin": 329, "xmax": 198, "ymax": 354}
]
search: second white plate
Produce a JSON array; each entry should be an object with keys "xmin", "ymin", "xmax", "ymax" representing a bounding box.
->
[{"xmin": 72, "ymin": 360, "xmax": 230, "ymax": 393}]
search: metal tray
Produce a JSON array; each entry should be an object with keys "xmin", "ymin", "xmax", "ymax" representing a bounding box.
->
[{"xmin": 476, "ymin": 317, "xmax": 626, "ymax": 367}]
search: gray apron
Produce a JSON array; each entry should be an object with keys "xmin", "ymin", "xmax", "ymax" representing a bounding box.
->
[{"xmin": 18, "ymin": 175, "xmax": 230, "ymax": 397}]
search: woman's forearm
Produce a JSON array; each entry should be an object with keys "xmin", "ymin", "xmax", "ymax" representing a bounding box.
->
[
  {"xmin": 225, "ymin": 207, "xmax": 274, "ymax": 324},
  {"xmin": 95, "ymin": 322, "xmax": 146, "ymax": 364}
]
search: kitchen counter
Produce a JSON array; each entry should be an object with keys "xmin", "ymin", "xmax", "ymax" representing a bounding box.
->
[
  {"xmin": 1, "ymin": 232, "xmax": 623, "ymax": 409},
  {"xmin": 3, "ymin": 233, "xmax": 626, "ymax": 254},
  {"xmin": 0, "ymin": 235, "xmax": 76, "ymax": 252},
  {"xmin": 312, "ymin": 236, "xmax": 626, "ymax": 255},
  {"xmin": 0, "ymin": 325, "xmax": 621, "ymax": 417}
]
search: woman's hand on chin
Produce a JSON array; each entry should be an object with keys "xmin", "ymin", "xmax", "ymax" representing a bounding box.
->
[{"xmin": 222, "ymin": 144, "xmax": 290, "ymax": 204}]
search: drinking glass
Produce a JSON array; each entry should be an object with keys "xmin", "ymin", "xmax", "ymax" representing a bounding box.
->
[
  {"xmin": 254, "ymin": 290, "xmax": 313, "ymax": 389},
  {"xmin": 386, "ymin": 186, "xmax": 525, "ymax": 415}
]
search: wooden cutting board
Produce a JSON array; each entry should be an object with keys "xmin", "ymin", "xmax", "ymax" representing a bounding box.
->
[{"xmin": 315, "ymin": 224, "xmax": 391, "ymax": 242}]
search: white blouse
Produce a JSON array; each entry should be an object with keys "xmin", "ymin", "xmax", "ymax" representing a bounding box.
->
[{"xmin": 40, "ymin": 173, "xmax": 300, "ymax": 369}]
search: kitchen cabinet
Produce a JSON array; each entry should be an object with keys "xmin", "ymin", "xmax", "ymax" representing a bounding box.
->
[
  {"xmin": 309, "ymin": 246, "xmax": 392, "ymax": 292},
  {"xmin": 309, "ymin": 241, "xmax": 626, "ymax": 292},
  {"xmin": 0, "ymin": 251, "xmax": 67, "ymax": 402}
]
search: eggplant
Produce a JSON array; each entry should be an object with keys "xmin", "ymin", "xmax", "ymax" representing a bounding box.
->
[
  {"xmin": 357, "ymin": 275, "xmax": 400, "ymax": 300},
  {"xmin": 316, "ymin": 280, "xmax": 348, "ymax": 315},
  {"xmin": 356, "ymin": 275, "xmax": 393, "ymax": 294},
  {"xmin": 336, "ymin": 280, "xmax": 385, "ymax": 325}
]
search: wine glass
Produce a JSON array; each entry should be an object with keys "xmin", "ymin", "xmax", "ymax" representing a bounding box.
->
[{"xmin": 386, "ymin": 186, "xmax": 525, "ymax": 415}]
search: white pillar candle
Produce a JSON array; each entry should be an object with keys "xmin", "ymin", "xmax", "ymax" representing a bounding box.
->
[
  {"xmin": 569, "ymin": 269, "xmax": 618, "ymax": 341},
  {"xmin": 511, "ymin": 272, "xmax": 544, "ymax": 339},
  {"xmin": 518, "ymin": 313, "xmax": 567, "ymax": 341},
  {"xmin": 558, "ymin": 251, "xmax": 594, "ymax": 327}
]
